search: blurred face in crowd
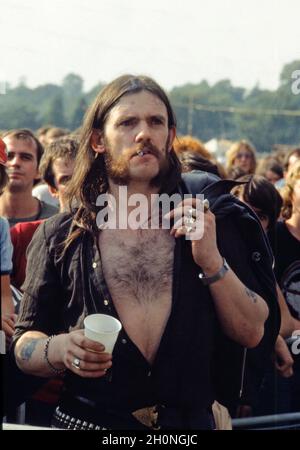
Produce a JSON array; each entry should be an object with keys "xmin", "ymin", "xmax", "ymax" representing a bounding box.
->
[
  {"xmin": 37, "ymin": 132, "xmax": 48, "ymax": 147},
  {"xmin": 4, "ymin": 136, "xmax": 39, "ymax": 193},
  {"xmin": 49, "ymin": 156, "xmax": 75, "ymax": 210},
  {"xmin": 233, "ymin": 146, "xmax": 253, "ymax": 174},
  {"xmin": 251, "ymin": 207, "xmax": 270, "ymax": 232},
  {"xmin": 236, "ymin": 194, "xmax": 270, "ymax": 232},
  {"xmin": 91, "ymin": 90, "xmax": 175, "ymax": 186},
  {"xmin": 265, "ymin": 170, "xmax": 281, "ymax": 185}
]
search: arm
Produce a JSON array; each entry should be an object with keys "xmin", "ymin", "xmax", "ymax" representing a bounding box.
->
[
  {"xmin": 15, "ymin": 330, "xmax": 112, "ymax": 378},
  {"xmin": 277, "ymin": 282, "xmax": 300, "ymax": 335},
  {"xmin": 276, "ymin": 283, "xmax": 295, "ymax": 337},
  {"xmin": 1, "ymin": 274, "xmax": 16, "ymax": 346},
  {"xmin": 12, "ymin": 219, "xmax": 112, "ymax": 378},
  {"xmin": 169, "ymin": 199, "xmax": 269, "ymax": 348},
  {"xmin": 1, "ymin": 218, "xmax": 14, "ymax": 315},
  {"xmin": 292, "ymin": 318, "xmax": 300, "ymax": 331},
  {"xmin": 1, "ymin": 274, "xmax": 14, "ymax": 315},
  {"xmin": 274, "ymin": 334, "xmax": 294, "ymax": 378},
  {"xmin": 202, "ymin": 253, "xmax": 269, "ymax": 348}
]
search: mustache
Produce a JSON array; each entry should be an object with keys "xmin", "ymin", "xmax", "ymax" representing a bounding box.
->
[{"xmin": 128, "ymin": 142, "xmax": 162, "ymax": 159}]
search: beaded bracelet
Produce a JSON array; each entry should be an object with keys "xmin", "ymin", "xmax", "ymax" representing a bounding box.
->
[{"xmin": 44, "ymin": 335, "xmax": 66, "ymax": 375}]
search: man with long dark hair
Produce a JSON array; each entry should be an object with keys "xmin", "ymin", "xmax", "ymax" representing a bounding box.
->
[{"xmin": 12, "ymin": 75, "xmax": 272, "ymax": 430}]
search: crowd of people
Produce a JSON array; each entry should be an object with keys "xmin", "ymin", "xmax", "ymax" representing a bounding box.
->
[{"xmin": 0, "ymin": 74, "xmax": 299, "ymax": 430}]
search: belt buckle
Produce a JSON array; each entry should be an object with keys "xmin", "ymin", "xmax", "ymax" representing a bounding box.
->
[
  {"xmin": 132, "ymin": 405, "xmax": 163, "ymax": 430},
  {"xmin": 151, "ymin": 405, "xmax": 161, "ymax": 430}
]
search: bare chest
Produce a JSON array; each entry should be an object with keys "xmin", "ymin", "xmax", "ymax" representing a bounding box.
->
[{"xmin": 98, "ymin": 229, "xmax": 175, "ymax": 363}]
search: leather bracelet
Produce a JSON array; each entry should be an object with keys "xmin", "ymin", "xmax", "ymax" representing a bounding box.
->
[
  {"xmin": 199, "ymin": 258, "xmax": 229, "ymax": 286},
  {"xmin": 44, "ymin": 335, "xmax": 66, "ymax": 375}
]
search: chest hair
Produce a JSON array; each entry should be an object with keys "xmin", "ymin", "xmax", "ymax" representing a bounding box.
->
[{"xmin": 99, "ymin": 229, "xmax": 175, "ymax": 305}]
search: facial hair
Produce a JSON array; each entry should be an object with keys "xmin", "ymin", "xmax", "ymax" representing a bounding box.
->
[{"xmin": 103, "ymin": 137, "xmax": 171, "ymax": 187}]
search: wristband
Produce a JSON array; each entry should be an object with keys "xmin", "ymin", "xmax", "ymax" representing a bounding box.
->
[
  {"xmin": 199, "ymin": 258, "xmax": 229, "ymax": 286},
  {"xmin": 44, "ymin": 335, "xmax": 66, "ymax": 375}
]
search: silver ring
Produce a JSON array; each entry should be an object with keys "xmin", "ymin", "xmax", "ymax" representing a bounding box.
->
[
  {"xmin": 184, "ymin": 208, "xmax": 196, "ymax": 225},
  {"xmin": 183, "ymin": 207, "xmax": 197, "ymax": 233},
  {"xmin": 187, "ymin": 207, "xmax": 197, "ymax": 219},
  {"xmin": 72, "ymin": 357, "xmax": 81, "ymax": 370},
  {"xmin": 203, "ymin": 199, "xmax": 210, "ymax": 213}
]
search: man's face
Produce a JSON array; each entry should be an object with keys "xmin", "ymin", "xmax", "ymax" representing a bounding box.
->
[
  {"xmin": 93, "ymin": 90, "xmax": 175, "ymax": 186},
  {"xmin": 4, "ymin": 136, "xmax": 39, "ymax": 193},
  {"xmin": 50, "ymin": 156, "xmax": 75, "ymax": 210}
]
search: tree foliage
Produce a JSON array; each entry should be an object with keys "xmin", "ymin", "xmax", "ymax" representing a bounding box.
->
[{"xmin": 1, "ymin": 62, "xmax": 300, "ymax": 152}]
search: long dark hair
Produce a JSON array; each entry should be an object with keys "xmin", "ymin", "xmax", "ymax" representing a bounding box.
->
[
  {"xmin": 64, "ymin": 74, "xmax": 181, "ymax": 250},
  {"xmin": 232, "ymin": 174, "xmax": 283, "ymax": 252}
]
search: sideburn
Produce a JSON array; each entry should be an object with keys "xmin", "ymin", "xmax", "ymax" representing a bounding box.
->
[{"xmin": 104, "ymin": 149, "xmax": 131, "ymax": 185}]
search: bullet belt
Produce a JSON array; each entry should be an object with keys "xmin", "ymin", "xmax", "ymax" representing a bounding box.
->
[{"xmin": 52, "ymin": 406, "xmax": 109, "ymax": 430}]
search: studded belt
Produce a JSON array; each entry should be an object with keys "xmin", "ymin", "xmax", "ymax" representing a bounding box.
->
[
  {"xmin": 52, "ymin": 406, "xmax": 109, "ymax": 430},
  {"xmin": 53, "ymin": 394, "xmax": 214, "ymax": 430}
]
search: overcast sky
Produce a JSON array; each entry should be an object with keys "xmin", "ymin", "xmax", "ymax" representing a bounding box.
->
[{"xmin": 1, "ymin": 0, "xmax": 300, "ymax": 92}]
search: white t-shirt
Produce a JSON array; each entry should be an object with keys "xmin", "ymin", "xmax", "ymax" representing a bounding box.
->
[{"xmin": 32, "ymin": 183, "xmax": 59, "ymax": 208}]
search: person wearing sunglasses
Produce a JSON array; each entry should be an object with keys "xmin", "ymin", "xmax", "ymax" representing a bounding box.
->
[{"xmin": 226, "ymin": 140, "xmax": 257, "ymax": 178}]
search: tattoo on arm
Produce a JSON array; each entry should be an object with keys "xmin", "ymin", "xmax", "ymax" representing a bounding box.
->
[
  {"xmin": 21, "ymin": 339, "xmax": 39, "ymax": 361},
  {"xmin": 245, "ymin": 288, "xmax": 258, "ymax": 303}
]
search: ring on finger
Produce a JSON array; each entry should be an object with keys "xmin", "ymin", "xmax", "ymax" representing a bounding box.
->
[
  {"xmin": 71, "ymin": 357, "xmax": 81, "ymax": 370},
  {"xmin": 187, "ymin": 207, "xmax": 197, "ymax": 220},
  {"xmin": 184, "ymin": 209, "xmax": 197, "ymax": 228},
  {"xmin": 203, "ymin": 199, "xmax": 210, "ymax": 213}
]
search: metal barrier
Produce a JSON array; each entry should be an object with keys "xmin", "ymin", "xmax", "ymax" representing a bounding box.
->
[
  {"xmin": 3, "ymin": 423, "xmax": 54, "ymax": 430},
  {"xmin": 232, "ymin": 412, "xmax": 300, "ymax": 430}
]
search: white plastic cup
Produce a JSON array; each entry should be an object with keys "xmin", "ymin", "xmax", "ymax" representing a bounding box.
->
[{"xmin": 84, "ymin": 314, "xmax": 122, "ymax": 354}]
